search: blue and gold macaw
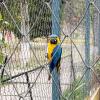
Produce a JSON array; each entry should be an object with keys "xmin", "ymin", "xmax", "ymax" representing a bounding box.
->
[{"xmin": 47, "ymin": 34, "xmax": 62, "ymax": 80}]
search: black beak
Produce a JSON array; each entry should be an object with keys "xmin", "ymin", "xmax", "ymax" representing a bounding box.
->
[{"xmin": 50, "ymin": 39, "xmax": 57, "ymax": 44}]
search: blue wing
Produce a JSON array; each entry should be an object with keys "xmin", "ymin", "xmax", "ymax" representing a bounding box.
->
[{"xmin": 49, "ymin": 44, "xmax": 62, "ymax": 73}]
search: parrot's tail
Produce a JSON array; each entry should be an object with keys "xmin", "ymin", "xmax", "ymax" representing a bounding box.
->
[{"xmin": 56, "ymin": 59, "xmax": 61, "ymax": 74}]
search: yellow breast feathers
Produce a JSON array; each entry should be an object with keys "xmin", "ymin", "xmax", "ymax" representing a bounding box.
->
[
  {"xmin": 47, "ymin": 37, "xmax": 60, "ymax": 61},
  {"xmin": 47, "ymin": 43, "xmax": 56, "ymax": 61}
]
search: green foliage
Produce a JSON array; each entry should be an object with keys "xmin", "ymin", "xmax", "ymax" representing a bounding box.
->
[
  {"xmin": 0, "ymin": 75, "xmax": 8, "ymax": 85},
  {"xmin": 0, "ymin": 0, "xmax": 87, "ymax": 39},
  {"xmin": 95, "ymin": 61, "xmax": 100, "ymax": 70},
  {"xmin": 0, "ymin": 0, "xmax": 51, "ymax": 39},
  {"xmin": 0, "ymin": 39, "xmax": 6, "ymax": 65},
  {"xmin": 95, "ymin": 61, "xmax": 100, "ymax": 78},
  {"xmin": 0, "ymin": 12, "xmax": 3, "ymax": 21},
  {"xmin": 0, "ymin": 51, "xmax": 4, "ymax": 64},
  {"xmin": 29, "ymin": 0, "xmax": 51, "ymax": 39},
  {"xmin": 62, "ymin": 78, "xmax": 85, "ymax": 100}
]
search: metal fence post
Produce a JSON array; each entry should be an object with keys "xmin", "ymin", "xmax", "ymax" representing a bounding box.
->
[
  {"xmin": 85, "ymin": 0, "xmax": 90, "ymax": 97},
  {"xmin": 52, "ymin": 0, "xmax": 61, "ymax": 100}
]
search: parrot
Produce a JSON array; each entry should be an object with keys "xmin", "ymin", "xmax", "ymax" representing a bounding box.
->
[{"xmin": 47, "ymin": 34, "xmax": 62, "ymax": 80}]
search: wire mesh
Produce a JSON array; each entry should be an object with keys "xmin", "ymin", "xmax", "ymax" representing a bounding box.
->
[{"xmin": 0, "ymin": 0, "xmax": 100, "ymax": 100}]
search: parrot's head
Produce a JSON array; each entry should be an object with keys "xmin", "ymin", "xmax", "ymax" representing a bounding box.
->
[{"xmin": 49, "ymin": 34, "xmax": 60, "ymax": 45}]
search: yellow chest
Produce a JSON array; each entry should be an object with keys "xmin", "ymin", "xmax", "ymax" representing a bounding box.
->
[{"xmin": 47, "ymin": 43, "xmax": 56, "ymax": 61}]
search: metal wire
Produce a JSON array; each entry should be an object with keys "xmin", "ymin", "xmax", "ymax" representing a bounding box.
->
[
  {"xmin": 45, "ymin": 0, "xmax": 100, "ymax": 98},
  {"xmin": 1, "ymin": 0, "xmax": 66, "ymax": 100},
  {"xmin": 0, "ymin": 1, "xmax": 49, "ymax": 99},
  {"xmin": 0, "ymin": 0, "xmax": 100, "ymax": 100}
]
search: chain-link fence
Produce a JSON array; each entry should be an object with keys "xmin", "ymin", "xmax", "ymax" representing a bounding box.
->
[{"xmin": 0, "ymin": 0, "xmax": 100, "ymax": 100}]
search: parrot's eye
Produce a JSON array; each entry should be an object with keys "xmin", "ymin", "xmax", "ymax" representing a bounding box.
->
[{"xmin": 50, "ymin": 39, "xmax": 57, "ymax": 44}]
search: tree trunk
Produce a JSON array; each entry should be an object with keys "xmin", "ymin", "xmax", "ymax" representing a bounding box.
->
[{"xmin": 20, "ymin": 0, "xmax": 30, "ymax": 67}]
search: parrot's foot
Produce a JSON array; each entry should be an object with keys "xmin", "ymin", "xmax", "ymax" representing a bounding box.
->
[{"xmin": 48, "ymin": 74, "xmax": 51, "ymax": 81}]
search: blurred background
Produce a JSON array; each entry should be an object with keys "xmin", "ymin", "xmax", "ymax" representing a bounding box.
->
[{"xmin": 0, "ymin": 0, "xmax": 100, "ymax": 100}]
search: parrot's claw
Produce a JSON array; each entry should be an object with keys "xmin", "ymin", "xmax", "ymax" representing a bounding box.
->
[{"xmin": 48, "ymin": 74, "xmax": 51, "ymax": 81}]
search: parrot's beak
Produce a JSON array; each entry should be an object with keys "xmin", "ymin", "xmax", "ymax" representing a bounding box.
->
[{"xmin": 50, "ymin": 39, "xmax": 57, "ymax": 44}]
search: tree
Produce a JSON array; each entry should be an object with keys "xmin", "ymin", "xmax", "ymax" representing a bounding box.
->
[{"xmin": 0, "ymin": 0, "xmax": 52, "ymax": 39}]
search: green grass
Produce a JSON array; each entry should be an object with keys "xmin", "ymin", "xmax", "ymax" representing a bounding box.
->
[
  {"xmin": 0, "ymin": 75, "xmax": 9, "ymax": 86},
  {"xmin": 61, "ymin": 78, "xmax": 85, "ymax": 100}
]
